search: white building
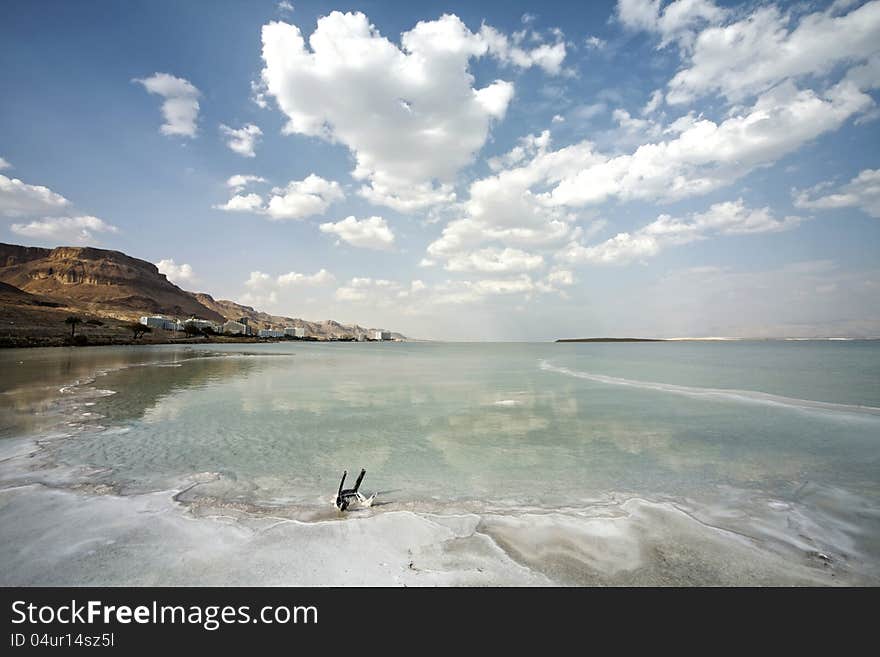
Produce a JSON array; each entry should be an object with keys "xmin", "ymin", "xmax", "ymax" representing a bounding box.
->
[
  {"xmin": 284, "ymin": 327, "xmax": 306, "ymax": 338},
  {"xmin": 223, "ymin": 320, "xmax": 247, "ymax": 335},
  {"xmin": 139, "ymin": 315, "xmax": 179, "ymax": 331},
  {"xmin": 237, "ymin": 318, "xmax": 258, "ymax": 336},
  {"xmin": 371, "ymin": 330, "xmax": 392, "ymax": 341},
  {"xmin": 258, "ymin": 329, "xmax": 284, "ymax": 338}
]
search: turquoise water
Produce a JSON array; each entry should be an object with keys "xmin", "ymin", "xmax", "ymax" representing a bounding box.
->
[{"xmin": 1, "ymin": 341, "xmax": 879, "ymax": 584}]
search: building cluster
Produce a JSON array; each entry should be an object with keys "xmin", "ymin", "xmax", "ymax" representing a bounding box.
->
[
  {"xmin": 138, "ymin": 315, "xmax": 395, "ymax": 341},
  {"xmin": 139, "ymin": 315, "xmax": 307, "ymax": 338}
]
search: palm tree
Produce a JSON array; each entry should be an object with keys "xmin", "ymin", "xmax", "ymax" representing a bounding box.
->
[
  {"xmin": 65, "ymin": 315, "xmax": 82, "ymax": 339},
  {"xmin": 129, "ymin": 322, "xmax": 151, "ymax": 340}
]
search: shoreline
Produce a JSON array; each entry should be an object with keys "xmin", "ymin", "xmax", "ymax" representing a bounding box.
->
[{"xmin": 0, "ymin": 335, "xmax": 380, "ymax": 349}]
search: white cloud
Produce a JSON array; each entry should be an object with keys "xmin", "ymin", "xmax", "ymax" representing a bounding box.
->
[
  {"xmin": 10, "ymin": 215, "xmax": 119, "ymax": 245},
  {"xmin": 424, "ymin": 52, "xmax": 872, "ymax": 279},
  {"xmin": 358, "ymin": 180, "xmax": 456, "ymax": 213},
  {"xmin": 585, "ymin": 35, "xmax": 606, "ymax": 50},
  {"xmin": 134, "ymin": 72, "xmax": 200, "ymax": 138},
  {"xmin": 479, "ymin": 25, "xmax": 568, "ymax": 75},
  {"xmin": 245, "ymin": 271, "xmax": 272, "ymax": 289},
  {"xmin": 246, "ymin": 269, "xmax": 335, "ymax": 289},
  {"xmin": 215, "ymin": 174, "xmax": 342, "ymax": 220},
  {"xmin": 794, "ymin": 169, "xmax": 880, "ymax": 218},
  {"xmin": 335, "ymin": 277, "xmax": 405, "ymax": 303},
  {"xmin": 487, "ymin": 130, "xmax": 551, "ymax": 172},
  {"xmin": 665, "ymin": 1, "xmax": 880, "ymax": 104},
  {"xmin": 250, "ymin": 80, "xmax": 269, "ymax": 109},
  {"xmin": 241, "ymin": 267, "xmax": 334, "ymax": 308},
  {"xmin": 156, "ymin": 258, "xmax": 195, "ymax": 285},
  {"xmin": 214, "ymin": 193, "xmax": 264, "ymax": 213},
  {"xmin": 445, "ymin": 247, "xmax": 544, "ymax": 273},
  {"xmin": 226, "ymin": 174, "xmax": 267, "ymax": 192},
  {"xmin": 617, "ymin": 0, "xmax": 726, "ymax": 49},
  {"xmin": 548, "ymin": 79, "xmax": 874, "ymax": 207},
  {"xmin": 0, "ymin": 174, "xmax": 70, "ymax": 217},
  {"xmin": 319, "ymin": 216, "xmax": 395, "ymax": 250},
  {"xmin": 426, "ymin": 131, "xmax": 589, "ymax": 270},
  {"xmin": 641, "ymin": 88, "xmax": 664, "ymax": 115},
  {"xmin": 260, "ymin": 12, "xmax": 562, "ymax": 211},
  {"xmin": 334, "ymin": 271, "xmax": 572, "ymax": 309},
  {"xmin": 220, "ymin": 123, "xmax": 263, "ymax": 157},
  {"xmin": 0, "ymin": 157, "xmax": 10, "ymax": 170},
  {"xmin": 425, "ymin": 270, "xmax": 574, "ymax": 306},
  {"xmin": 277, "ymin": 268, "xmax": 335, "ymax": 286},
  {"xmin": 277, "ymin": 1, "xmax": 294, "ymax": 13},
  {"xmin": 559, "ymin": 200, "xmax": 803, "ymax": 265},
  {"xmin": 265, "ymin": 174, "xmax": 344, "ymax": 220}
]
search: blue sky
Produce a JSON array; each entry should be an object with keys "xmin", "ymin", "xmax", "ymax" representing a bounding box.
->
[{"xmin": 1, "ymin": 0, "xmax": 879, "ymax": 339}]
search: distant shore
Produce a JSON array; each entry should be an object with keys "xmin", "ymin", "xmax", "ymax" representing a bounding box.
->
[
  {"xmin": 556, "ymin": 337, "xmax": 665, "ymax": 342},
  {"xmin": 556, "ymin": 337, "xmax": 879, "ymax": 342}
]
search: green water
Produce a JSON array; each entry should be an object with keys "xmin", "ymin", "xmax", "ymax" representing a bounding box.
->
[{"xmin": 1, "ymin": 341, "xmax": 878, "ymax": 584}]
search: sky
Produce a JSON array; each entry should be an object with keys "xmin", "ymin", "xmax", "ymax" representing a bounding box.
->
[{"xmin": 1, "ymin": 0, "xmax": 879, "ymax": 340}]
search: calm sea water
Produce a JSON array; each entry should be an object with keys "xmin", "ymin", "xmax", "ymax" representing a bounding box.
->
[{"xmin": 1, "ymin": 341, "xmax": 878, "ymax": 584}]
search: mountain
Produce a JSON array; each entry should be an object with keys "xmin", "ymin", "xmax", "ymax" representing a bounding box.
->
[
  {"xmin": 0, "ymin": 242, "xmax": 404, "ymax": 345},
  {"xmin": 190, "ymin": 292, "xmax": 404, "ymax": 340},
  {"xmin": 0, "ymin": 243, "xmax": 223, "ymax": 322}
]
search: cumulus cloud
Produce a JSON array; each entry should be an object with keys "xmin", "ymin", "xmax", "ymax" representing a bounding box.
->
[
  {"xmin": 134, "ymin": 73, "xmax": 200, "ymax": 137},
  {"xmin": 559, "ymin": 200, "xmax": 803, "ymax": 265},
  {"xmin": 617, "ymin": 0, "xmax": 726, "ymax": 49},
  {"xmin": 664, "ymin": 1, "xmax": 880, "ymax": 104},
  {"xmin": 246, "ymin": 269, "xmax": 334, "ymax": 288},
  {"xmin": 0, "ymin": 157, "xmax": 10, "ymax": 170},
  {"xmin": 479, "ymin": 25, "xmax": 567, "ymax": 75},
  {"xmin": 794, "ymin": 169, "xmax": 880, "ymax": 218},
  {"xmin": 242, "ymin": 267, "xmax": 335, "ymax": 307},
  {"xmin": 425, "ymin": 131, "xmax": 588, "ymax": 271},
  {"xmin": 156, "ymin": 258, "xmax": 195, "ymax": 285},
  {"xmin": 277, "ymin": 269, "xmax": 335, "ymax": 286},
  {"xmin": 10, "ymin": 215, "xmax": 119, "ymax": 245},
  {"xmin": 214, "ymin": 174, "xmax": 343, "ymax": 220},
  {"xmin": 548, "ymin": 79, "xmax": 874, "ymax": 207},
  {"xmin": 265, "ymin": 175, "xmax": 344, "ymax": 220},
  {"xmin": 220, "ymin": 123, "xmax": 263, "ymax": 157},
  {"xmin": 0, "ymin": 174, "xmax": 70, "ymax": 217},
  {"xmin": 259, "ymin": 12, "xmax": 563, "ymax": 210},
  {"xmin": 214, "ymin": 193, "xmax": 265, "ymax": 213},
  {"xmin": 277, "ymin": 0, "xmax": 294, "ymax": 13},
  {"xmin": 1, "ymin": 173, "xmax": 119, "ymax": 247},
  {"xmin": 424, "ymin": 44, "xmax": 874, "ymax": 276},
  {"xmin": 226, "ymin": 174, "xmax": 267, "ymax": 192},
  {"xmin": 319, "ymin": 216, "xmax": 395, "ymax": 250}
]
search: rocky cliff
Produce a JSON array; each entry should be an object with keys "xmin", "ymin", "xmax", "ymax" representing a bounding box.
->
[
  {"xmin": 0, "ymin": 243, "xmax": 224, "ymax": 322},
  {"xmin": 0, "ymin": 243, "xmax": 404, "ymax": 341}
]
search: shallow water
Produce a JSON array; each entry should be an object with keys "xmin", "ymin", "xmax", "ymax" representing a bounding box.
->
[{"xmin": 1, "ymin": 341, "xmax": 878, "ymax": 585}]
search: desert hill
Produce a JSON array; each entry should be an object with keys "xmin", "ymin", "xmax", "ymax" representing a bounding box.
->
[
  {"xmin": 191, "ymin": 292, "xmax": 403, "ymax": 340},
  {"xmin": 0, "ymin": 242, "xmax": 403, "ymax": 346},
  {"xmin": 0, "ymin": 243, "xmax": 223, "ymax": 322}
]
